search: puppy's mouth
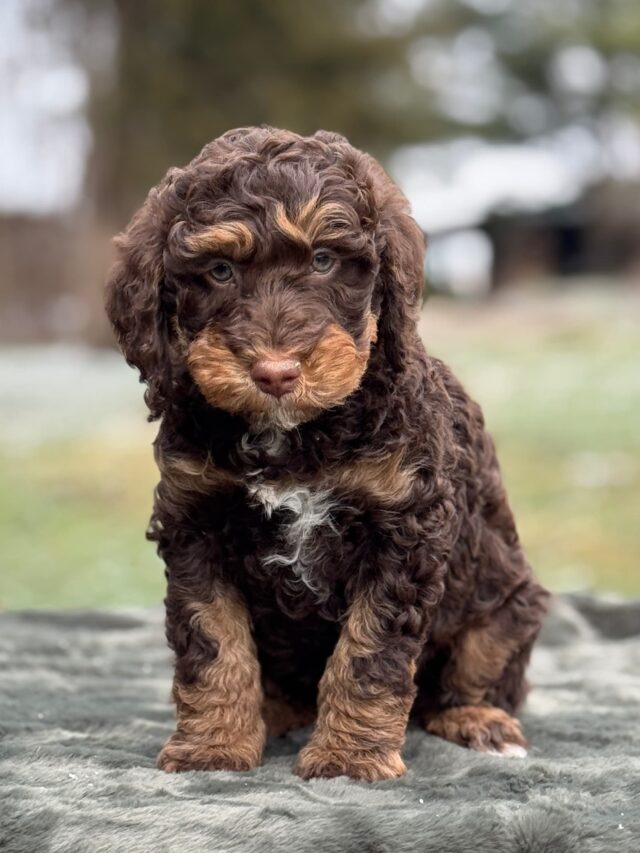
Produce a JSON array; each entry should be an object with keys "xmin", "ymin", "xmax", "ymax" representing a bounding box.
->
[{"xmin": 186, "ymin": 317, "xmax": 377, "ymax": 428}]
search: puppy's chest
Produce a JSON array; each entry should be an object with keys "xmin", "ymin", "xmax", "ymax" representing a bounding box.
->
[{"xmin": 247, "ymin": 481, "xmax": 341, "ymax": 601}]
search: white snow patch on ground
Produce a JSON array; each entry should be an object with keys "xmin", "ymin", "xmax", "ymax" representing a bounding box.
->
[{"xmin": 0, "ymin": 345, "xmax": 148, "ymax": 447}]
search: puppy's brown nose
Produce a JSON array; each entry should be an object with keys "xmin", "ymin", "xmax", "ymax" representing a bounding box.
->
[{"xmin": 251, "ymin": 358, "xmax": 301, "ymax": 398}]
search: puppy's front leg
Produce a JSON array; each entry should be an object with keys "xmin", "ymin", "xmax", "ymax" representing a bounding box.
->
[
  {"xmin": 295, "ymin": 496, "xmax": 455, "ymax": 782},
  {"xmin": 157, "ymin": 580, "xmax": 266, "ymax": 773},
  {"xmin": 294, "ymin": 589, "xmax": 422, "ymax": 781},
  {"xmin": 295, "ymin": 551, "xmax": 450, "ymax": 783}
]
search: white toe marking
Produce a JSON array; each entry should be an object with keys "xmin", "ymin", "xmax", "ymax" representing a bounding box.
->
[{"xmin": 498, "ymin": 744, "xmax": 528, "ymax": 759}]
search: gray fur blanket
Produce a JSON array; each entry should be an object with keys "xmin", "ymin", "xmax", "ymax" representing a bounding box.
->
[{"xmin": 1, "ymin": 595, "xmax": 638, "ymax": 852}]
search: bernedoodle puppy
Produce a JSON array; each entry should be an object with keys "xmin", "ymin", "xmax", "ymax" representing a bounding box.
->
[{"xmin": 105, "ymin": 126, "xmax": 549, "ymax": 781}]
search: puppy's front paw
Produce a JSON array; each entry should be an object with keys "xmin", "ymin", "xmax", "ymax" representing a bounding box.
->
[
  {"xmin": 157, "ymin": 730, "xmax": 263, "ymax": 773},
  {"xmin": 294, "ymin": 742, "xmax": 406, "ymax": 782}
]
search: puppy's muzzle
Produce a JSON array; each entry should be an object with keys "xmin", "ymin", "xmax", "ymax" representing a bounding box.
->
[{"xmin": 251, "ymin": 358, "xmax": 302, "ymax": 398}]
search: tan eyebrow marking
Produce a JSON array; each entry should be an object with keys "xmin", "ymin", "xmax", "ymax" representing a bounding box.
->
[
  {"xmin": 275, "ymin": 196, "xmax": 355, "ymax": 247},
  {"xmin": 183, "ymin": 221, "xmax": 255, "ymax": 259},
  {"xmin": 274, "ymin": 204, "xmax": 310, "ymax": 246}
]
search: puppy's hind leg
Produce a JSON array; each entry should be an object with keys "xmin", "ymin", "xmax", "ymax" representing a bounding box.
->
[{"xmin": 422, "ymin": 582, "xmax": 548, "ymax": 757}]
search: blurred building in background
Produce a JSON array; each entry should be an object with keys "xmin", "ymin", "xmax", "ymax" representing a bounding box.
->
[{"xmin": 1, "ymin": 0, "xmax": 640, "ymax": 341}]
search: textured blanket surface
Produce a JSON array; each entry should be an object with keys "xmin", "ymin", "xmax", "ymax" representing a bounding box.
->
[{"xmin": 1, "ymin": 596, "xmax": 638, "ymax": 853}]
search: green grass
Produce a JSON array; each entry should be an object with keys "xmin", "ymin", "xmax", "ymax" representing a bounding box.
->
[
  {"xmin": 1, "ymin": 289, "xmax": 639, "ymax": 608},
  {"xmin": 422, "ymin": 296, "xmax": 640, "ymax": 598},
  {"xmin": 0, "ymin": 436, "xmax": 164, "ymax": 608}
]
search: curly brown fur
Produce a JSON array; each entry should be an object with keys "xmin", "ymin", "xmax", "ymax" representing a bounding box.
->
[
  {"xmin": 157, "ymin": 582, "xmax": 266, "ymax": 772},
  {"xmin": 106, "ymin": 126, "xmax": 549, "ymax": 782},
  {"xmin": 262, "ymin": 693, "xmax": 316, "ymax": 739},
  {"xmin": 295, "ymin": 593, "xmax": 414, "ymax": 781},
  {"xmin": 424, "ymin": 706, "xmax": 528, "ymax": 754}
]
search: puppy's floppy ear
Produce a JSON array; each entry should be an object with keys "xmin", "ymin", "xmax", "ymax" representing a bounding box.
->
[
  {"xmin": 368, "ymin": 160, "xmax": 426, "ymax": 371},
  {"xmin": 105, "ymin": 169, "xmax": 183, "ymax": 419}
]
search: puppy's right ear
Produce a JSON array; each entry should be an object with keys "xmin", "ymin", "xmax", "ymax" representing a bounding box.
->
[{"xmin": 105, "ymin": 170, "xmax": 183, "ymax": 419}]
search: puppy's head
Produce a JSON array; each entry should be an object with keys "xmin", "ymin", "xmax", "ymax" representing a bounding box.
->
[{"xmin": 106, "ymin": 127, "xmax": 425, "ymax": 427}]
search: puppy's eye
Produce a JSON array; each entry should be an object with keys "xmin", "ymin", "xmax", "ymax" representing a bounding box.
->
[
  {"xmin": 209, "ymin": 260, "xmax": 233, "ymax": 283},
  {"xmin": 311, "ymin": 251, "xmax": 335, "ymax": 274}
]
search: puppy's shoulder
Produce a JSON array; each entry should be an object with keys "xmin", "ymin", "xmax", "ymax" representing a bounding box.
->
[{"xmin": 156, "ymin": 447, "xmax": 241, "ymax": 498}]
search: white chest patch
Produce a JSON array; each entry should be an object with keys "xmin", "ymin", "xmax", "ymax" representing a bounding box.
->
[{"xmin": 247, "ymin": 483, "xmax": 336, "ymax": 599}]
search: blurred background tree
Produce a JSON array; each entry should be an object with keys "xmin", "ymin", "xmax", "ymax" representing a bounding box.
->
[
  {"xmin": 76, "ymin": 0, "xmax": 640, "ymax": 219},
  {"xmin": 88, "ymin": 0, "xmax": 437, "ymax": 219}
]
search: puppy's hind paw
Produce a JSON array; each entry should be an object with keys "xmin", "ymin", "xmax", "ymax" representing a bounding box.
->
[{"xmin": 425, "ymin": 705, "xmax": 528, "ymax": 756}]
